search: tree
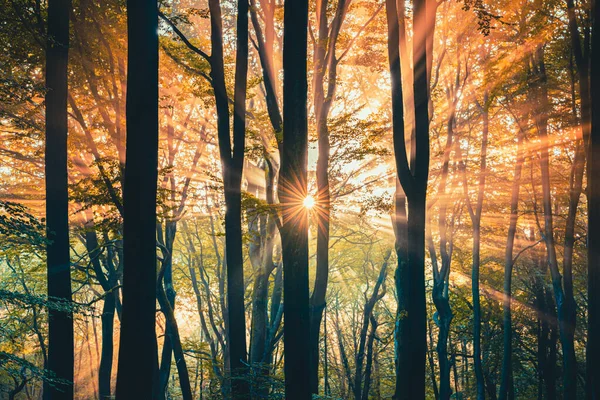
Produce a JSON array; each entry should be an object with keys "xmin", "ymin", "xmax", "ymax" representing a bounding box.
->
[
  {"xmin": 114, "ymin": 0, "xmax": 159, "ymax": 398},
  {"xmin": 498, "ymin": 104, "xmax": 524, "ymax": 400},
  {"xmin": 386, "ymin": 0, "xmax": 434, "ymax": 397},
  {"xmin": 280, "ymin": 0, "xmax": 310, "ymax": 397},
  {"xmin": 310, "ymin": 0, "xmax": 350, "ymax": 394},
  {"xmin": 530, "ymin": 44, "xmax": 578, "ymax": 400},
  {"xmin": 206, "ymin": 0, "xmax": 250, "ymax": 397},
  {"xmin": 587, "ymin": 0, "xmax": 600, "ymax": 397},
  {"xmin": 45, "ymin": 0, "xmax": 74, "ymax": 398},
  {"xmin": 464, "ymin": 96, "xmax": 489, "ymax": 400}
]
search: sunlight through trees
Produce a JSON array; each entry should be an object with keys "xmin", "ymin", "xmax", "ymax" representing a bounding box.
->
[{"xmin": 0, "ymin": 0, "xmax": 599, "ymax": 399}]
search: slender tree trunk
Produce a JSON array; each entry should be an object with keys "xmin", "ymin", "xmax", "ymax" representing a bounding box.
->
[
  {"xmin": 427, "ymin": 316, "xmax": 440, "ymax": 400},
  {"xmin": 472, "ymin": 222, "xmax": 485, "ymax": 400},
  {"xmin": 431, "ymin": 83, "xmax": 459, "ymax": 400},
  {"xmin": 208, "ymin": 0, "xmax": 250, "ymax": 396},
  {"xmin": 157, "ymin": 221, "xmax": 178, "ymax": 399},
  {"xmin": 156, "ymin": 274, "xmax": 193, "ymax": 400},
  {"xmin": 248, "ymin": 167, "xmax": 278, "ymax": 398},
  {"xmin": 280, "ymin": 0, "xmax": 310, "ymax": 397},
  {"xmin": 353, "ymin": 255, "xmax": 389, "ymax": 400},
  {"xmin": 531, "ymin": 46, "xmax": 577, "ymax": 400},
  {"xmin": 84, "ymin": 225, "xmax": 115, "ymax": 400},
  {"xmin": 451, "ymin": 337, "xmax": 460, "ymax": 396},
  {"xmin": 45, "ymin": 0, "xmax": 74, "ymax": 398},
  {"xmin": 115, "ymin": 0, "xmax": 159, "ymax": 397},
  {"xmin": 499, "ymin": 114, "xmax": 524, "ymax": 400},
  {"xmin": 309, "ymin": 1, "xmax": 347, "ymax": 393},
  {"xmin": 546, "ymin": 288, "xmax": 558, "ymax": 400},
  {"xmin": 361, "ymin": 315, "xmax": 378, "ymax": 400},
  {"xmin": 587, "ymin": 0, "xmax": 600, "ymax": 397},
  {"xmin": 535, "ymin": 275, "xmax": 548, "ymax": 400},
  {"xmin": 467, "ymin": 98, "xmax": 490, "ymax": 400},
  {"xmin": 99, "ymin": 288, "xmax": 115, "ymax": 399}
]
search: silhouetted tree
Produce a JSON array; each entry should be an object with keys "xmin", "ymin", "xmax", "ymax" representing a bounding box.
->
[
  {"xmin": 587, "ymin": 0, "xmax": 600, "ymax": 397},
  {"xmin": 280, "ymin": 0, "xmax": 310, "ymax": 397},
  {"xmin": 386, "ymin": 0, "xmax": 434, "ymax": 397},
  {"xmin": 115, "ymin": 0, "xmax": 159, "ymax": 398},
  {"xmin": 45, "ymin": 0, "xmax": 74, "ymax": 398}
]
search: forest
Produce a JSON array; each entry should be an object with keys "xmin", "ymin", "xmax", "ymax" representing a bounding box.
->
[{"xmin": 1, "ymin": 0, "xmax": 600, "ymax": 398}]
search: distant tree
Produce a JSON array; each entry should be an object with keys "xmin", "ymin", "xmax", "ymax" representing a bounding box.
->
[
  {"xmin": 498, "ymin": 103, "xmax": 524, "ymax": 400},
  {"xmin": 45, "ymin": 0, "xmax": 74, "ymax": 398},
  {"xmin": 115, "ymin": 0, "xmax": 159, "ymax": 398}
]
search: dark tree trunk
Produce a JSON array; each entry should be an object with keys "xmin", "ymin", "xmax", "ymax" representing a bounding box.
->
[
  {"xmin": 435, "ymin": 307, "xmax": 452, "ymax": 400},
  {"xmin": 531, "ymin": 46, "xmax": 578, "ymax": 400},
  {"xmin": 430, "ymin": 76, "xmax": 462, "ymax": 400},
  {"xmin": 156, "ymin": 272, "xmax": 193, "ymax": 400},
  {"xmin": 587, "ymin": 0, "xmax": 600, "ymax": 397},
  {"xmin": 546, "ymin": 289, "xmax": 558, "ymax": 400},
  {"xmin": 535, "ymin": 274, "xmax": 548, "ymax": 400},
  {"xmin": 208, "ymin": 0, "xmax": 250, "ymax": 397},
  {"xmin": 386, "ymin": 0, "xmax": 431, "ymax": 397},
  {"xmin": 249, "ymin": 0, "xmax": 283, "ymax": 152},
  {"xmin": 156, "ymin": 221, "xmax": 193, "ymax": 400},
  {"xmin": 309, "ymin": 0, "xmax": 348, "ymax": 394},
  {"xmin": 427, "ymin": 317, "xmax": 440, "ymax": 400},
  {"xmin": 84, "ymin": 215, "xmax": 117, "ymax": 399},
  {"xmin": 45, "ymin": 0, "xmax": 74, "ymax": 398},
  {"xmin": 247, "ymin": 165, "xmax": 279, "ymax": 398},
  {"xmin": 361, "ymin": 315, "xmax": 378, "ymax": 400},
  {"xmin": 99, "ymin": 289, "xmax": 115, "ymax": 400},
  {"xmin": 406, "ymin": 195, "xmax": 428, "ymax": 399},
  {"xmin": 353, "ymin": 254, "xmax": 389, "ymax": 400},
  {"xmin": 499, "ymin": 113, "xmax": 524, "ymax": 400},
  {"xmin": 157, "ymin": 222, "xmax": 177, "ymax": 399},
  {"xmin": 115, "ymin": 0, "xmax": 159, "ymax": 397},
  {"xmin": 280, "ymin": 0, "xmax": 310, "ymax": 397},
  {"xmin": 472, "ymin": 223, "xmax": 485, "ymax": 400},
  {"xmin": 463, "ymin": 96, "xmax": 490, "ymax": 400}
]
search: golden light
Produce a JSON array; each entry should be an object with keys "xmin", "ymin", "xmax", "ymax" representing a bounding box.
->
[{"xmin": 303, "ymin": 195, "xmax": 315, "ymax": 209}]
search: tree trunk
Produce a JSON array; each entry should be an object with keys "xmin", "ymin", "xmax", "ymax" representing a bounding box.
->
[
  {"xmin": 247, "ymin": 166, "xmax": 278, "ymax": 398},
  {"xmin": 99, "ymin": 287, "xmax": 115, "ymax": 399},
  {"xmin": 535, "ymin": 274, "xmax": 548, "ymax": 400},
  {"xmin": 156, "ymin": 272, "xmax": 193, "ymax": 400},
  {"xmin": 361, "ymin": 315, "xmax": 378, "ymax": 400},
  {"xmin": 157, "ymin": 225, "xmax": 172, "ymax": 399},
  {"xmin": 386, "ymin": 0, "xmax": 431, "ymax": 397},
  {"xmin": 280, "ymin": 0, "xmax": 310, "ymax": 397},
  {"xmin": 427, "ymin": 316, "xmax": 440, "ymax": 400},
  {"xmin": 546, "ymin": 288, "xmax": 558, "ymax": 400},
  {"xmin": 353, "ymin": 254, "xmax": 389, "ymax": 400},
  {"xmin": 472, "ymin": 223, "xmax": 485, "ymax": 400},
  {"xmin": 499, "ymin": 113, "xmax": 524, "ymax": 400},
  {"xmin": 430, "ymin": 79, "xmax": 459, "ymax": 400},
  {"xmin": 83, "ymin": 224, "xmax": 116, "ymax": 400},
  {"xmin": 208, "ymin": 0, "xmax": 250, "ymax": 396},
  {"xmin": 309, "ymin": 1, "xmax": 347, "ymax": 393},
  {"xmin": 531, "ymin": 45, "xmax": 577, "ymax": 400},
  {"xmin": 115, "ymin": 0, "xmax": 159, "ymax": 397},
  {"xmin": 467, "ymin": 97, "xmax": 490, "ymax": 400},
  {"xmin": 587, "ymin": 0, "xmax": 600, "ymax": 397},
  {"xmin": 45, "ymin": 0, "xmax": 74, "ymax": 398}
]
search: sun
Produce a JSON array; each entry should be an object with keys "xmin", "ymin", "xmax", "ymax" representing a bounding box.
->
[{"xmin": 303, "ymin": 195, "xmax": 315, "ymax": 209}]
